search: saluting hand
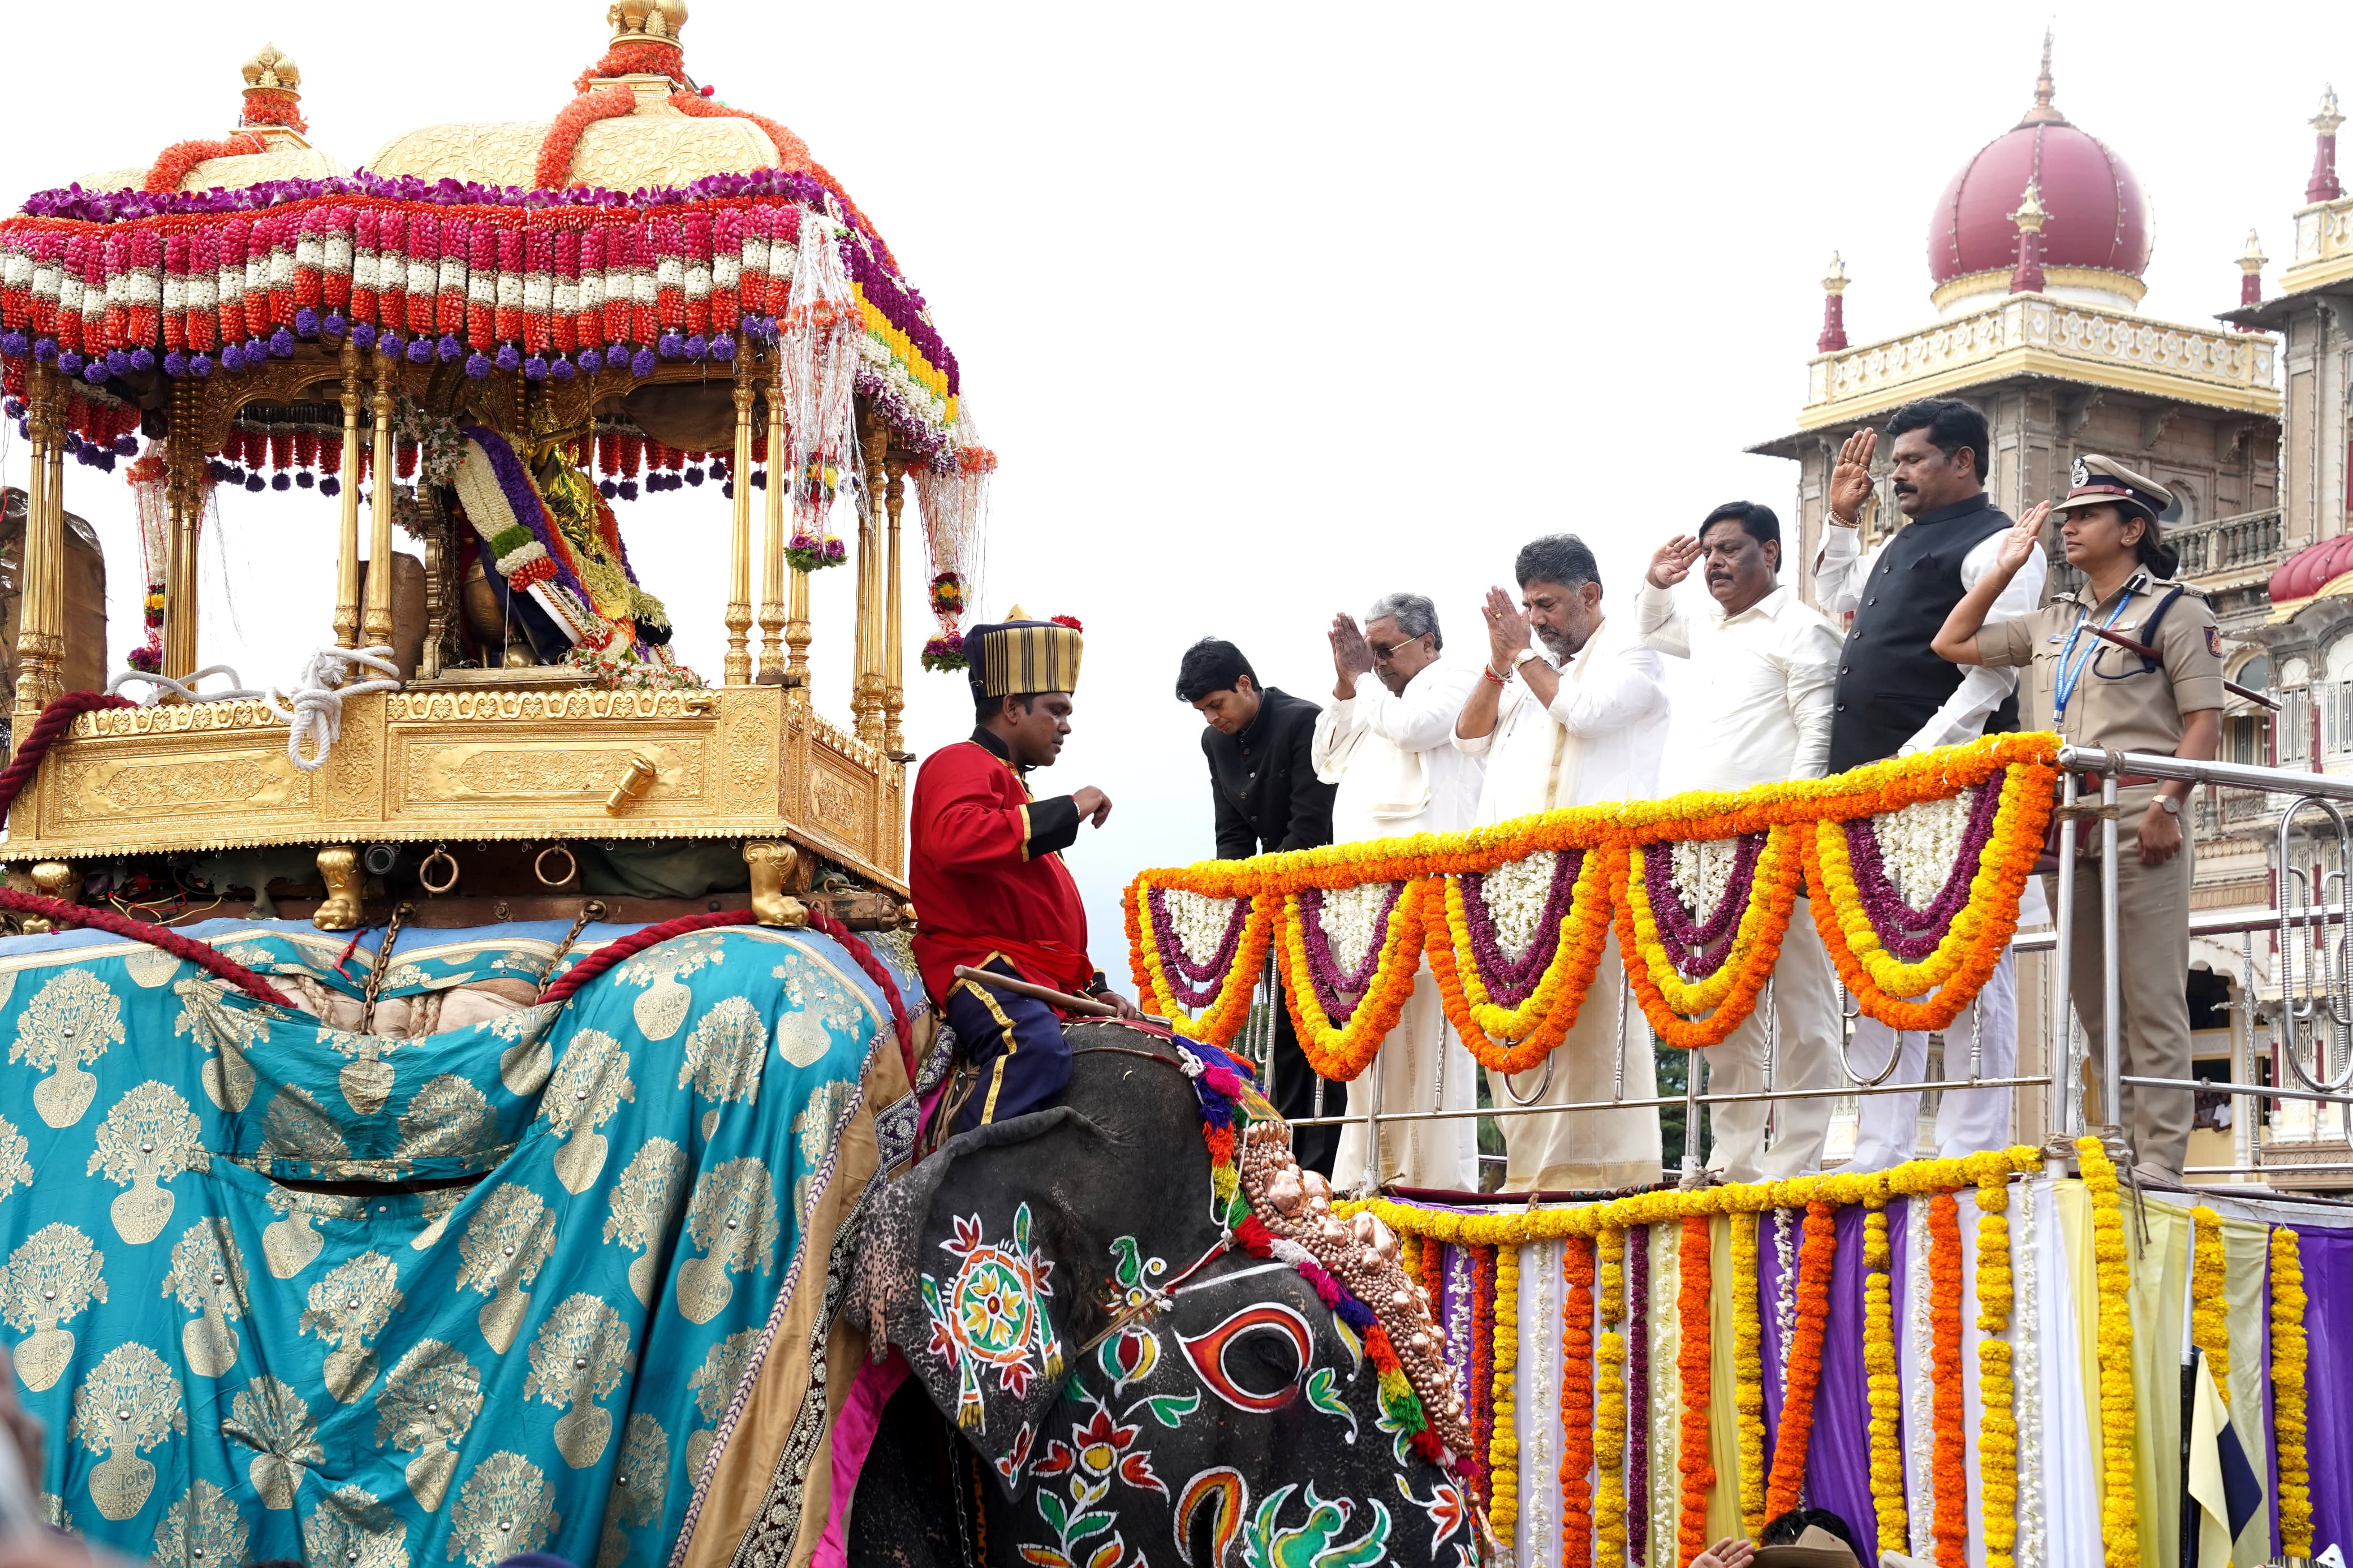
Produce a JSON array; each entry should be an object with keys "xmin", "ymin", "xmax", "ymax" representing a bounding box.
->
[
  {"xmin": 1073, "ymin": 787, "xmax": 1113, "ymax": 828},
  {"xmin": 1647, "ymin": 534, "xmax": 1702, "ymax": 590},
  {"xmin": 1828, "ymin": 426, "xmax": 1876, "ymax": 524},
  {"xmin": 1994, "ymin": 502, "xmax": 2052, "ymax": 577}
]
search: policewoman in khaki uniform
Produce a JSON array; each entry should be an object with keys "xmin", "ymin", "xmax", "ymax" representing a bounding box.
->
[{"xmin": 1932, "ymin": 456, "xmax": 2223, "ymax": 1184}]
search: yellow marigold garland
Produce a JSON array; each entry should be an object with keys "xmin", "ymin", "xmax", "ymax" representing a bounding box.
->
[
  {"xmin": 1732, "ymin": 1210, "xmax": 1766, "ymax": 1539},
  {"xmin": 1975, "ymin": 1172, "xmax": 2018, "ymax": 1568},
  {"xmin": 1492, "ymin": 1241, "xmax": 1520, "ymax": 1534},
  {"xmin": 1274, "ymin": 876, "xmax": 1430, "ymax": 1081},
  {"xmin": 1863, "ymin": 1196, "xmax": 1907, "ymax": 1554},
  {"xmin": 1620, "ymin": 826, "xmax": 1803, "ymax": 1049},
  {"xmin": 2188, "ymin": 1206, "xmax": 2229, "ymax": 1398},
  {"xmin": 2273, "ymin": 1224, "xmax": 2311, "ymax": 1558},
  {"xmin": 1596, "ymin": 1226, "xmax": 1628, "ymax": 1568},
  {"xmin": 2077, "ymin": 1136, "xmax": 2137, "ymax": 1568}
]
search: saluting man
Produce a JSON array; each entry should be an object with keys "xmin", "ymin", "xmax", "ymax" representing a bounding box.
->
[
  {"xmin": 910, "ymin": 608, "xmax": 1143, "ymax": 1133},
  {"xmin": 1933, "ymin": 456, "xmax": 2223, "ymax": 1186}
]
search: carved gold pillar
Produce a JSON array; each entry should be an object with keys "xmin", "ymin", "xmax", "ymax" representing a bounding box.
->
[
  {"xmin": 360, "ymin": 353, "xmax": 397, "ymax": 648},
  {"xmin": 161, "ymin": 401, "xmax": 205, "ymax": 684},
  {"xmin": 854, "ymin": 420, "xmax": 888, "ymax": 746},
  {"xmin": 725, "ymin": 363, "xmax": 755, "ymax": 686},
  {"xmin": 39, "ymin": 416, "xmax": 62, "ymax": 699},
  {"xmin": 331, "ymin": 338, "xmax": 363, "ymax": 649},
  {"xmin": 11, "ymin": 367, "xmax": 55, "ymax": 737},
  {"xmin": 882, "ymin": 455, "xmax": 907, "ymax": 757},
  {"xmin": 757, "ymin": 358, "xmax": 790, "ymax": 682}
]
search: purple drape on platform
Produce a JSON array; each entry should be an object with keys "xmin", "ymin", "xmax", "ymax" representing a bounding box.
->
[
  {"xmin": 2265, "ymin": 1235, "xmax": 2280, "ymax": 1561},
  {"xmin": 1802, "ymin": 1202, "xmax": 1883, "ymax": 1563},
  {"xmin": 2295, "ymin": 1224, "xmax": 2353, "ymax": 1555}
]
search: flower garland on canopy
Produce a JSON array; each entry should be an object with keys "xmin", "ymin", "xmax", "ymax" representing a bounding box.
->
[
  {"xmin": 2272, "ymin": 1224, "xmax": 2311, "ymax": 1559},
  {"xmin": 2189, "ymin": 1206, "xmax": 2229, "ymax": 1397},
  {"xmin": 1732, "ymin": 1211, "xmax": 1766, "ymax": 1538},
  {"xmin": 1975, "ymin": 1172, "xmax": 2018, "ymax": 1568},
  {"xmin": 1596, "ymin": 1227, "xmax": 1629, "ymax": 1568},
  {"xmin": 2076, "ymin": 1137, "xmax": 2136, "ymax": 1567},
  {"xmin": 1492, "ymin": 1242, "xmax": 1521, "ymax": 1535},
  {"xmin": 1927, "ymin": 1193, "xmax": 1968, "ymax": 1568},
  {"xmin": 1863, "ymin": 1197, "xmax": 1906, "ymax": 1553},
  {"xmin": 1676, "ymin": 1216, "xmax": 1714, "ymax": 1566},
  {"xmin": 1127, "ymin": 735, "xmax": 2061, "ymax": 1066},
  {"xmin": 1560, "ymin": 1237, "xmax": 1594, "ymax": 1568},
  {"xmin": 1763, "ymin": 1199, "xmax": 1836, "ymax": 1522}
]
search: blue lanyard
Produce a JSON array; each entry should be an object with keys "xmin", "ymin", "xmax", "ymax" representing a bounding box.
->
[{"xmin": 2054, "ymin": 591, "xmax": 2135, "ymax": 718}]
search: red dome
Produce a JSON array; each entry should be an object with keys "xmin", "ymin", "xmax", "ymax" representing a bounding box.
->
[
  {"xmin": 2270, "ymin": 535, "xmax": 2353, "ymax": 603},
  {"xmin": 1927, "ymin": 68, "xmax": 2150, "ymax": 285}
]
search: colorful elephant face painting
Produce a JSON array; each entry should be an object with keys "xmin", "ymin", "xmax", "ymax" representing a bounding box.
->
[{"xmin": 922, "ymin": 1203, "xmax": 1065, "ymax": 1426}]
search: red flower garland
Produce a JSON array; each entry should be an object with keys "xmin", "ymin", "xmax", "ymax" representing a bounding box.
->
[
  {"xmin": 1471, "ymin": 1245, "xmax": 1497, "ymax": 1509},
  {"xmin": 1561, "ymin": 1236, "xmax": 1597, "ymax": 1568},
  {"xmin": 143, "ymin": 135, "xmax": 266, "ymax": 196},
  {"xmin": 1762, "ymin": 1200, "xmax": 1838, "ymax": 1520},
  {"xmin": 1677, "ymin": 1216, "xmax": 1714, "ymax": 1566},
  {"xmin": 1928, "ymin": 1194, "xmax": 1967, "ymax": 1568}
]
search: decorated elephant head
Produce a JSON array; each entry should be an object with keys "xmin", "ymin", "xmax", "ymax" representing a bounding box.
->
[{"xmin": 848, "ymin": 1023, "xmax": 1477, "ymax": 1568}]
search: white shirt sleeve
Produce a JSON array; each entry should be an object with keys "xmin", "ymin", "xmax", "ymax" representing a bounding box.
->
[
  {"xmin": 1782, "ymin": 610, "xmax": 1842, "ymax": 780},
  {"xmin": 1812, "ymin": 523, "xmax": 1872, "ymax": 614},
  {"xmin": 1309, "ymin": 698, "xmax": 1358, "ymax": 784},
  {"xmin": 1901, "ymin": 526, "xmax": 2048, "ymax": 754},
  {"xmin": 1546, "ymin": 640, "xmax": 1667, "ymax": 737},
  {"xmin": 1354, "ymin": 664, "xmax": 1476, "ymax": 754},
  {"xmin": 1635, "ymin": 582, "xmax": 1691, "ymax": 659}
]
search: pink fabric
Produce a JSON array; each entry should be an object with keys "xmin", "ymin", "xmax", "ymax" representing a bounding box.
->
[{"xmin": 813, "ymin": 1349, "xmax": 913, "ymax": 1568}]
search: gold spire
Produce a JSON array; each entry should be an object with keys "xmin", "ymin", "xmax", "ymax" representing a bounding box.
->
[
  {"xmin": 2316, "ymin": 84, "xmax": 2345, "ymax": 138},
  {"xmin": 1821, "ymin": 252, "xmax": 1849, "ymax": 296},
  {"xmin": 607, "ymin": 0, "xmax": 689, "ymax": 44},
  {"xmin": 2009, "ymin": 179, "xmax": 2049, "ymax": 234},
  {"xmin": 2020, "ymin": 29, "xmax": 2065, "ymax": 126},
  {"xmin": 240, "ymin": 44, "xmax": 299, "ymax": 92}
]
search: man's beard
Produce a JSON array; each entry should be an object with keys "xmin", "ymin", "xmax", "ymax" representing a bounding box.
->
[{"xmin": 1535, "ymin": 624, "xmax": 1575, "ymax": 657}]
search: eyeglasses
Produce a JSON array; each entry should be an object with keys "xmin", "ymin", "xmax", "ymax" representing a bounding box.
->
[{"xmin": 1370, "ymin": 637, "xmax": 1423, "ymax": 659}]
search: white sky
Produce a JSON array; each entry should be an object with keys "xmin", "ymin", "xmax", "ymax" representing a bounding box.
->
[{"xmin": 2, "ymin": 1, "xmax": 2347, "ymax": 975}]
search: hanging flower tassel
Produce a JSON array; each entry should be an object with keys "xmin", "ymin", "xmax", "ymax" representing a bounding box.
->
[{"xmin": 777, "ymin": 209, "xmax": 861, "ymax": 573}]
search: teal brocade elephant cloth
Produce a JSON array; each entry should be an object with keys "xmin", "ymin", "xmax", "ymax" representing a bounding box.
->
[{"xmin": 0, "ymin": 915, "xmax": 917, "ymax": 1567}]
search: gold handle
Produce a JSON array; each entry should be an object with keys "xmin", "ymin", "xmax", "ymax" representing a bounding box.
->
[{"xmin": 604, "ymin": 753, "xmax": 659, "ymax": 815}]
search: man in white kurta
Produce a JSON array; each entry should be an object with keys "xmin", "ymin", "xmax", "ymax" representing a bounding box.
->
[
  {"xmin": 1455, "ymin": 536, "xmax": 1668, "ymax": 1191},
  {"xmin": 1313, "ymin": 593, "xmax": 1484, "ymax": 1191},
  {"xmin": 1639, "ymin": 504, "xmax": 1844, "ymax": 1182}
]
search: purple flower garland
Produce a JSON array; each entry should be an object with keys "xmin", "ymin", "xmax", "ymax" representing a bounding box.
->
[
  {"xmin": 1298, "ymin": 882, "xmax": 1403, "ymax": 1025},
  {"xmin": 1627, "ymin": 1222, "xmax": 1649, "ymax": 1563},
  {"xmin": 1641, "ymin": 834, "xmax": 1766, "ymax": 982},
  {"xmin": 1146, "ymin": 886, "xmax": 1249, "ymax": 1009},
  {"xmin": 463, "ymin": 425, "xmax": 620, "ymax": 653},
  {"xmin": 1840, "ymin": 777, "xmax": 2006, "ymax": 961},
  {"xmin": 1458, "ymin": 850, "xmax": 1581, "ymax": 1009}
]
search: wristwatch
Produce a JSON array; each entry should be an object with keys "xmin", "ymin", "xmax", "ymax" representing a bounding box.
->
[
  {"xmin": 1512, "ymin": 647, "xmax": 1542, "ymax": 671},
  {"xmin": 2156, "ymin": 795, "xmax": 2181, "ymax": 817}
]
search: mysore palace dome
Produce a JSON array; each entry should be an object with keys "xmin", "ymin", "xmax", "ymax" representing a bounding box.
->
[{"xmin": 1925, "ymin": 40, "xmax": 2152, "ymax": 316}]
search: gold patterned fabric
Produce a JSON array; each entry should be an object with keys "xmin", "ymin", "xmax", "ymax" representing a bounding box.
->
[
  {"xmin": 0, "ymin": 918, "xmax": 917, "ymax": 1566},
  {"xmin": 969, "ymin": 617, "xmax": 1083, "ymax": 699}
]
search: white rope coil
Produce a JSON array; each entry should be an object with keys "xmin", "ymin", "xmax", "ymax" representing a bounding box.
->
[
  {"xmin": 265, "ymin": 646, "xmax": 403, "ymax": 772},
  {"xmin": 107, "ymin": 664, "xmax": 264, "ymax": 705}
]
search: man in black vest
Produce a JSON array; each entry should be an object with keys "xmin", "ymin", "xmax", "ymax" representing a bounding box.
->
[
  {"xmin": 1813, "ymin": 398, "xmax": 2046, "ymax": 1167},
  {"xmin": 1177, "ymin": 637, "xmax": 1341, "ymax": 1174}
]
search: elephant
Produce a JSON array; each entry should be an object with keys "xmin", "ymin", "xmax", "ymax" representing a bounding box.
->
[{"xmin": 846, "ymin": 1023, "xmax": 1477, "ymax": 1568}]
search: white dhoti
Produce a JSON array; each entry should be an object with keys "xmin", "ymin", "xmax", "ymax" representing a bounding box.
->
[
  {"xmin": 1844, "ymin": 944, "xmax": 2019, "ymax": 1171},
  {"xmin": 1486, "ymin": 928, "xmax": 1662, "ymax": 1191},
  {"xmin": 1702, "ymin": 894, "xmax": 1840, "ymax": 1183},
  {"xmin": 1333, "ymin": 961, "xmax": 1479, "ymax": 1193}
]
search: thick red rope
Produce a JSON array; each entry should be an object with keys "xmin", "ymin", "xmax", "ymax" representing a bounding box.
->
[
  {"xmin": 0, "ymin": 889, "xmax": 291, "ymax": 1005},
  {"xmin": 534, "ymin": 904, "xmax": 915, "ymax": 1078},
  {"xmin": 0, "ymin": 691, "xmax": 135, "ymax": 831}
]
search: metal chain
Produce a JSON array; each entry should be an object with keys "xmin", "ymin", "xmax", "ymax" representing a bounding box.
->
[
  {"xmin": 538, "ymin": 899, "xmax": 608, "ymax": 988},
  {"xmin": 357, "ymin": 901, "xmax": 414, "ymax": 1035}
]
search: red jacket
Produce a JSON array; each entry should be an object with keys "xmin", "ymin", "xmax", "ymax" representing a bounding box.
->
[{"xmin": 908, "ymin": 733, "xmax": 1093, "ymax": 1005}]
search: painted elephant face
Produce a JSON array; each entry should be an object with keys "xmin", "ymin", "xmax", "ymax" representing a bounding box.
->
[{"xmin": 852, "ymin": 1025, "xmax": 1472, "ymax": 1568}]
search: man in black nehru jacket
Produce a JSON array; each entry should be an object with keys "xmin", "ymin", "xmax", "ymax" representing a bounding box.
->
[{"xmin": 1176, "ymin": 637, "xmax": 1339, "ymax": 1176}]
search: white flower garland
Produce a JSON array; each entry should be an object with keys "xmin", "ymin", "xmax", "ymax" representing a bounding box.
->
[
  {"xmin": 1904, "ymin": 1197, "xmax": 1936, "ymax": 1558},
  {"xmin": 1669, "ymin": 837, "xmax": 1738, "ymax": 919},
  {"xmin": 1524, "ymin": 1239, "xmax": 1557, "ymax": 1568},
  {"xmin": 1650, "ymin": 1228, "xmax": 1680, "ymax": 1568},
  {"xmin": 1773, "ymin": 1207, "xmax": 1798, "ymax": 1406},
  {"xmin": 1872, "ymin": 787, "xmax": 1975, "ymax": 911},
  {"xmin": 1481, "ymin": 850, "xmax": 1557, "ymax": 961},
  {"xmin": 1161, "ymin": 888, "xmax": 1242, "ymax": 970},
  {"xmin": 1318, "ymin": 882, "xmax": 1394, "ymax": 976},
  {"xmin": 2014, "ymin": 1178, "xmax": 2045, "ymax": 1568}
]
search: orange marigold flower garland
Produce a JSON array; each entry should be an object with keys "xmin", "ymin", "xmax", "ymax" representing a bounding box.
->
[
  {"xmin": 2188, "ymin": 1205, "xmax": 2230, "ymax": 1397},
  {"xmin": 1596, "ymin": 1226, "xmax": 1629, "ymax": 1568},
  {"xmin": 1926, "ymin": 1193, "xmax": 1967, "ymax": 1568},
  {"xmin": 1561, "ymin": 1237, "xmax": 1596, "ymax": 1568},
  {"xmin": 1620, "ymin": 827, "xmax": 1802, "ymax": 1049},
  {"xmin": 143, "ymin": 134, "xmax": 267, "ymax": 196},
  {"xmin": 1676, "ymin": 1215, "xmax": 1714, "ymax": 1566},
  {"xmin": 1974, "ymin": 1173, "xmax": 2018, "ymax": 1568},
  {"xmin": 1275, "ymin": 877, "xmax": 1429, "ymax": 1081},
  {"xmin": 1492, "ymin": 1241, "xmax": 1520, "ymax": 1534},
  {"xmin": 1862, "ymin": 1197, "xmax": 1907, "ymax": 1553},
  {"xmin": 1731, "ymin": 1210, "xmax": 1766, "ymax": 1538},
  {"xmin": 2272, "ymin": 1224, "xmax": 2311, "ymax": 1558},
  {"xmin": 1429, "ymin": 848, "xmax": 1615, "ymax": 1073},
  {"xmin": 536, "ymin": 84, "xmax": 638, "ymax": 191},
  {"xmin": 1763, "ymin": 1199, "xmax": 1837, "ymax": 1521},
  {"xmin": 2077, "ymin": 1136, "xmax": 2137, "ymax": 1567},
  {"xmin": 1126, "ymin": 879, "xmax": 1272, "ymax": 1043}
]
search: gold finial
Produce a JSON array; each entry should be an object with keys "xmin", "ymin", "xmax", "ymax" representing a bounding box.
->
[
  {"xmin": 2317, "ymin": 84, "xmax": 2345, "ymax": 137},
  {"xmin": 2020, "ymin": 29, "xmax": 2065, "ymax": 124},
  {"xmin": 2241, "ymin": 228, "xmax": 2270, "ymax": 274},
  {"xmin": 1004, "ymin": 603, "xmax": 1031, "ymax": 621},
  {"xmin": 2009, "ymin": 179, "xmax": 2049, "ymax": 234},
  {"xmin": 1821, "ymin": 252, "xmax": 1849, "ymax": 296},
  {"xmin": 607, "ymin": 0, "xmax": 688, "ymax": 43},
  {"xmin": 240, "ymin": 43, "xmax": 299, "ymax": 92}
]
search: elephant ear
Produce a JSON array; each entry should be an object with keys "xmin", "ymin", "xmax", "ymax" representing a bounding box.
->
[{"xmin": 851, "ymin": 1107, "xmax": 1116, "ymax": 1467}]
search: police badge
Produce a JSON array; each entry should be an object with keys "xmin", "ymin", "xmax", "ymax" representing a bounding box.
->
[
  {"xmin": 2071, "ymin": 456, "xmax": 2091, "ymax": 488},
  {"xmin": 2206, "ymin": 625, "xmax": 2222, "ymax": 658}
]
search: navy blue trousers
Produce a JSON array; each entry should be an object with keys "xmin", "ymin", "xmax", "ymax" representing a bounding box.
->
[{"xmin": 945, "ymin": 958, "xmax": 1073, "ymax": 1131}]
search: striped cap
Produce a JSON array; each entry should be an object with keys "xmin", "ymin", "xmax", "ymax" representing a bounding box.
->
[{"xmin": 968, "ymin": 605, "xmax": 1083, "ymax": 698}]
